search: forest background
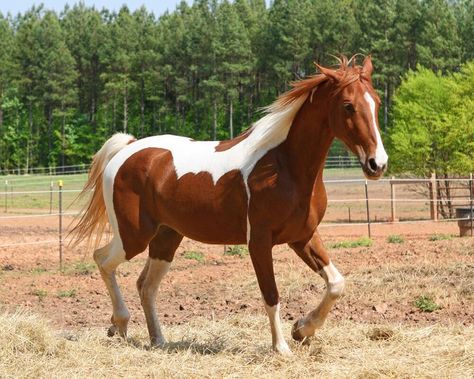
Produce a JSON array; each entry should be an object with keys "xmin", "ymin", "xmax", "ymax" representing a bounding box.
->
[{"xmin": 0, "ymin": 0, "xmax": 472, "ymax": 171}]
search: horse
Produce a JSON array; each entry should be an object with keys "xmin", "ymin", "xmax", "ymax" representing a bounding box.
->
[{"xmin": 71, "ymin": 55, "xmax": 388, "ymax": 355}]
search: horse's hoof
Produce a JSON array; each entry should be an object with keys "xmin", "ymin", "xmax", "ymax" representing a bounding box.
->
[
  {"xmin": 107, "ymin": 325, "xmax": 117, "ymax": 337},
  {"xmin": 291, "ymin": 320, "xmax": 306, "ymax": 341},
  {"xmin": 274, "ymin": 343, "xmax": 293, "ymax": 356},
  {"xmin": 150, "ymin": 338, "xmax": 166, "ymax": 349}
]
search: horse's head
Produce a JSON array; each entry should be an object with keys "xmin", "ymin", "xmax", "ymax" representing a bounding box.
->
[{"xmin": 318, "ymin": 56, "xmax": 388, "ymax": 179}]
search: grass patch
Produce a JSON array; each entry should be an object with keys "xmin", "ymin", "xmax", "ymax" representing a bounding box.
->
[
  {"xmin": 30, "ymin": 267, "xmax": 48, "ymax": 274},
  {"xmin": 328, "ymin": 237, "xmax": 373, "ymax": 249},
  {"xmin": 224, "ymin": 245, "xmax": 249, "ymax": 257},
  {"xmin": 415, "ymin": 295, "xmax": 441, "ymax": 312},
  {"xmin": 31, "ymin": 289, "xmax": 48, "ymax": 300},
  {"xmin": 68, "ymin": 262, "xmax": 96, "ymax": 275},
  {"xmin": 428, "ymin": 234, "xmax": 453, "ymax": 241},
  {"xmin": 387, "ymin": 235, "xmax": 404, "ymax": 244},
  {"xmin": 183, "ymin": 251, "xmax": 205, "ymax": 263},
  {"xmin": 57, "ymin": 289, "xmax": 76, "ymax": 298}
]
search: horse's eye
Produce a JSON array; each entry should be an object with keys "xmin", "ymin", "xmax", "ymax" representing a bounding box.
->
[{"xmin": 344, "ymin": 103, "xmax": 355, "ymax": 114}]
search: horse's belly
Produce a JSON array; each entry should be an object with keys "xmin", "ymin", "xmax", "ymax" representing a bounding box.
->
[{"xmin": 155, "ymin": 168, "xmax": 248, "ymax": 245}]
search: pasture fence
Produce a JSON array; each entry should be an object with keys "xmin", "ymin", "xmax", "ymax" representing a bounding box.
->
[
  {"xmin": 0, "ymin": 155, "xmax": 359, "ymax": 177},
  {"xmin": 0, "ymin": 174, "xmax": 473, "ymax": 269}
]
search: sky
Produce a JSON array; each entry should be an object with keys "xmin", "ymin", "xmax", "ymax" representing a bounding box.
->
[{"xmin": 0, "ymin": 0, "xmax": 191, "ymax": 17}]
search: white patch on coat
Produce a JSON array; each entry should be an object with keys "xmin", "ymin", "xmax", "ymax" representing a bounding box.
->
[
  {"xmin": 104, "ymin": 95, "xmax": 308, "ymax": 243},
  {"xmin": 363, "ymin": 92, "xmax": 388, "ymax": 167}
]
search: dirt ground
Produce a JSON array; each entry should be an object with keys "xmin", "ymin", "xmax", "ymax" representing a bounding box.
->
[{"xmin": 0, "ymin": 215, "xmax": 472, "ymax": 336}]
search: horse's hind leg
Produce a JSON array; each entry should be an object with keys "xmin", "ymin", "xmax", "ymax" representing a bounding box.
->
[
  {"xmin": 288, "ymin": 231, "xmax": 345, "ymax": 341},
  {"xmin": 94, "ymin": 238, "xmax": 130, "ymax": 338},
  {"xmin": 137, "ymin": 225, "xmax": 183, "ymax": 347}
]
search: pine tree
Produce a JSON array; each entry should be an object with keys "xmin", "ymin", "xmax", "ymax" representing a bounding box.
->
[
  {"xmin": 417, "ymin": 0, "xmax": 462, "ymax": 72},
  {"xmin": 62, "ymin": 3, "xmax": 104, "ymax": 126},
  {"xmin": 215, "ymin": 0, "xmax": 253, "ymax": 138},
  {"xmin": 36, "ymin": 11, "xmax": 77, "ymax": 166},
  {"xmin": 100, "ymin": 6, "xmax": 138, "ymax": 134}
]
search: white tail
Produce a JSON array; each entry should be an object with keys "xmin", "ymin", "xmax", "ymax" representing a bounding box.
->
[{"xmin": 70, "ymin": 133, "xmax": 136, "ymax": 250}]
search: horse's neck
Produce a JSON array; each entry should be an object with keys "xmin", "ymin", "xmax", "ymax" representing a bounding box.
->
[{"xmin": 281, "ymin": 95, "xmax": 334, "ymax": 193}]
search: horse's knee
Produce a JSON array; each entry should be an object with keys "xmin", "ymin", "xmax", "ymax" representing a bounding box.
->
[
  {"xmin": 327, "ymin": 276, "xmax": 345, "ymax": 299},
  {"xmin": 322, "ymin": 262, "xmax": 344, "ymax": 299}
]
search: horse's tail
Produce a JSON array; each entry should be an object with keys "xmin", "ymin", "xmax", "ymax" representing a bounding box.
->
[{"xmin": 69, "ymin": 133, "xmax": 136, "ymax": 251}]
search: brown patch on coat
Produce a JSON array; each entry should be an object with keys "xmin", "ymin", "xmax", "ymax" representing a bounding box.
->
[
  {"xmin": 215, "ymin": 127, "xmax": 253, "ymax": 152},
  {"xmin": 113, "ymin": 147, "xmax": 248, "ymax": 260}
]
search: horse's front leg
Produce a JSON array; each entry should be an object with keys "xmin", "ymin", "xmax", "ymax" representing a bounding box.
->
[
  {"xmin": 288, "ymin": 231, "xmax": 345, "ymax": 341},
  {"xmin": 248, "ymin": 230, "xmax": 292, "ymax": 355}
]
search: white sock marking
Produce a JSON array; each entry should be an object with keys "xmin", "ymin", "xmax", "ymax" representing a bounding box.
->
[{"xmin": 264, "ymin": 302, "xmax": 292, "ymax": 354}]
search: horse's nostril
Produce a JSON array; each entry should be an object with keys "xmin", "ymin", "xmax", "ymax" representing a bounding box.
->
[{"xmin": 368, "ymin": 158, "xmax": 378, "ymax": 172}]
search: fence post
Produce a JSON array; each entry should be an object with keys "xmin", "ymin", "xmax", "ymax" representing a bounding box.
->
[
  {"xmin": 58, "ymin": 180, "xmax": 63, "ymax": 272},
  {"xmin": 390, "ymin": 176, "xmax": 397, "ymax": 222},
  {"xmin": 4, "ymin": 180, "xmax": 7, "ymax": 213},
  {"xmin": 365, "ymin": 179, "xmax": 371, "ymax": 238},
  {"xmin": 429, "ymin": 172, "xmax": 438, "ymax": 221},
  {"xmin": 470, "ymin": 173, "xmax": 473, "ymax": 237},
  {"xmin": 50, "ymin": 181, "xmax": 53, "ymax": 214}
]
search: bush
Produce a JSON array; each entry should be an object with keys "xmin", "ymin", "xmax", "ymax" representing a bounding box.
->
[
  {"xmin": 387, "ymin": 235, "xmax": 404, "ymax": 244},
  {"xmin": 328, "ymin": 237, "xmax": 373, "ymax": 249},
  {"xmin": 415, "ymin": 295, "xmax": 441, "ymax": 312},
  {"xmin": 224, "ymin": 245, "xmax": 249, "ymax": 257},
  {"xmin": 183, "ymin": 251, "xmax": 205, "ymax": 263}
]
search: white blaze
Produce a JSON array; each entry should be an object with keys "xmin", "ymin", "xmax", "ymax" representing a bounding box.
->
[{"xmin": 363, "ymin": 92, "xmax": 388, "ymax": 167}]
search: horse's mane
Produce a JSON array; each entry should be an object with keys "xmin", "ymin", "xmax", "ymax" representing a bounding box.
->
[
  {"xmin": 245, "ymin": 55, "xmax": 363, "ymax": 155},
  {"xmin": 267, "ymin": 55, "xmax": 363, "ymax": 112}
]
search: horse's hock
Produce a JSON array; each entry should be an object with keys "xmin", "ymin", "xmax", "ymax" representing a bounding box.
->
[{"xmin": 456, "ymin": 207, "xmax": 474, "ymax": 237}]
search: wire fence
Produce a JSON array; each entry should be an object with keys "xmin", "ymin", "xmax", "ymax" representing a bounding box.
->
[
  {"xmin": 0, "ymin": 174, "xmax": 473, "ymax": 270},
  {"xmin": 0, "ymin": 155, "xmax": 360, "ymax": 177}
]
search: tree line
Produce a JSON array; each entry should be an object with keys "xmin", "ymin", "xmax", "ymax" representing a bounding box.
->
[{"xmin": 0, "ymin": 0, "xmax": 472, "ymax": 171}]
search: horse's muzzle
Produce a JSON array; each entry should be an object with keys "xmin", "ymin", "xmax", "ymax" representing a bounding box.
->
[{"xmin": 362, "ymin": 156, "xmax": 387, "ymax": 180}]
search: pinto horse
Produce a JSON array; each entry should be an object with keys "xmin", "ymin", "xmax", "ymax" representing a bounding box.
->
[{"xmin": 72, "ymin": 56, "xmax": 388, "ymax": 354}]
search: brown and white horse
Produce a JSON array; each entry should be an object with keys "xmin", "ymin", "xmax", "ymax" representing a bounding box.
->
[{"xmin": 72, "ymin": 56, "xmax": 388, "ymax": 354}]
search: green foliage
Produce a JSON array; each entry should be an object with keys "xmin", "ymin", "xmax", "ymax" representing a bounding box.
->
[
  {"xmin": 0, "ymin": 1, "xmax": 472, "ymax": 170},
  {"xmin": 30, "ymin": 267, "xmax": 48, "ymax": 274},
  {"xmin": 57, "ymin": 289, "xmax": 76, "ymax": 298},
  {"xmin": 31, "ymin": 289, "xmax": 48, "ymax": 300},
  {"xmin": 69, "ymin": 261, "xmax": 96, "ymax": 275},
  {"xmin": 389, "ymin": 63, "xmax": 474, "ymax": 176},
  {"xmin": 387, "ymin": 235, "xmax": 404, "ymax": 244},
  {"xmin": 224, "ymin": 245, "xmax": 249, "ymax": 257},
  {"xmin": 428, "ymin": 234, "xmax": 453, "ymax": 241},
  {"xmin": 329, "ymin": 237, "xmax": 373, "ymax": 249},
  {"xmin": 415, "ymin": 295, "xmax": 441, "ymax": 312},
  {"xmin": 183, "ymin": 251, "xmax": 205, "ymax": 263}
]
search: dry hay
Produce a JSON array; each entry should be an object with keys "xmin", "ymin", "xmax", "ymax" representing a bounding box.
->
[{"xmin": 0, "ymin": 310, "xmax": 472, "ymax": 379}]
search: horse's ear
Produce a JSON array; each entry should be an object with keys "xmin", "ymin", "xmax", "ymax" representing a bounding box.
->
[
  {"xmin": 315, "ymin": 63, "xmax": 340, "ymax": 82},
  {"xmin": 361, "ymin": 55, "xmax": 373, "ymax": 78}
]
